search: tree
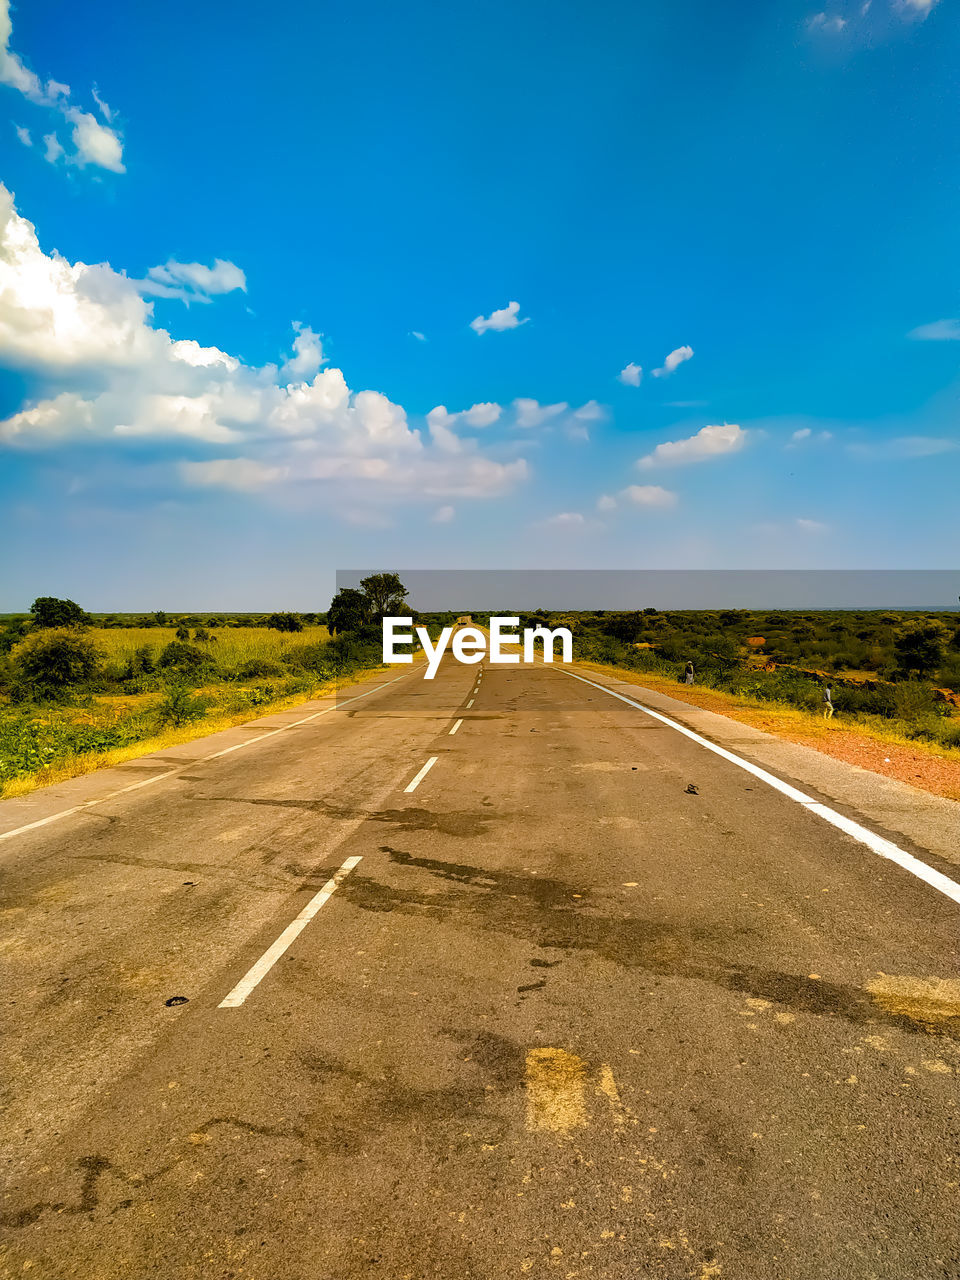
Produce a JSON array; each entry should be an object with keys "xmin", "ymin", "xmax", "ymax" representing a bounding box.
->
[
  {"xmin": 265, "ymin": 612, "xmax": 303, "ymax": 632},
  {"xmin": 12, "ymin": 630, "xmax": 101, "ymax": 701},
  {"xmin": 359, "ymin": 572, "xmax": 408, "ymax": 620},
  {"xmin": 153, "ymin": 610, "xmax": 168, "ymax": 626},
  {"xmin": 893, "ymin": 619, "xmax": 950, "ymax": 678},
  {"xmin": 175, "ymin": 623, "xmax": 191, "ymax": 641},
  {"xmin": 30, "ymin": 597, "xmax": 88, "ymax": 629},
  {"xmin": 327, "ymin": 588, "xmax": 370, "ymax": 635}
]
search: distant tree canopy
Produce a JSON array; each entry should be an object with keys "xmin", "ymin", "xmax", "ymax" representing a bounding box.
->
[
  {"xmin": 30, "ymin": 597, "xmax": 89, "ymax": 629},
  {"xmin": 359, "ymin": 573, "xmax": 408, "ymax": 620},
  {"xmin": 327, "ymin": 574, "xmax": 409, "ymax": 635},
  {"xmin": 327, "ymin": 588, "xmax": 371, "ymax": 636},
  {"xmin": 265, "ymin": 612, "xmax": 303, "ymax": 633}
]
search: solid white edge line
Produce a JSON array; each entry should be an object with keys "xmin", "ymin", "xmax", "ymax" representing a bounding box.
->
[
  {"xmin": 404, "ymin": 756, "xmax": 438, "ymax": 793},
  {"xmin": 218, "ymin": 855, "xmax": 362, "ymax": 1008},
  {"xmin": 0, "ymin": 667, "xmax": 422, "ymax": 845},
  {"xmin": 449, "ymin": 719, "xmax": 463, "ymax": 735},
  {"xmin": 562, "ymin": 668, "xmax": 960, "ymax": 908}
]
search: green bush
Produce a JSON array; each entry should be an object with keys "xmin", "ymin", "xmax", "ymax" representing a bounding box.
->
[
  {"xmin": 9, "ymin": 629, "xmax": 101, "ymax": 702},
  {"xmin": 154, "ymin": 683, "xmax": 210, "ymax": 727},
  {"xmin": 158, "ymin": 641, "xmax": 215, "ymax": 675}
]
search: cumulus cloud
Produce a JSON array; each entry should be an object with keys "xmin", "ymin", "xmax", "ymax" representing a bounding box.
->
[
  {"xmin": 513, "ymin": 397, "xmax": 567, "ymax": 428},
  {"xmin": 618, "ymin": 361, "xmax": 642, "ymax": 387},
  {"xmin": 652, "ymin": 345, "xmax": 694, "ymax": 378},
  {"xmin": 425, "ymin": 402, "xmax": 503, "ymax": 453},
  {"xmin": 142, "ymin": 258, "xmax": 248, "ymax": 305},
  {"xmin": 14, "ymin": 122, "xmax": 29, "ymax": 146},
  {"xmin": 908, "ymin": 318, "xmax": 960, "ymax": 341},
  {"xmin": 621, "ymin": 484, "xmax": 678, "ymax": 509},
  {"xmin": 470, "ymin": 300, "xmax": 529, "ymax": 334},
  {"xmin": 638, "ymin": 423, "xmax": 746, "ymax": 468},
  {"xmin": 0, "ymin": 185, "xmax": 528, "ymax": 509},
  {"xmin": 789, "ymin": 426, "xmax": 833, "ymax": 445},
  {"xmin": 0, "ymin": 0, "xmax": 124, "ymax": 173},
  {"xmin": 280, "ymin": 323, "xmax": 325, "ymax": 381},
  {"xmin": 573, "ymin": 400, "xmax": 606, "ymax": 422},
  {"xmin": 596, "ymin": 494, "xmax": 617, "ymax": 512}
]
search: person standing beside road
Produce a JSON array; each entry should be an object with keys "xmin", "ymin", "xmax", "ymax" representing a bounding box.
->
[
  {"xmin": 684, "ymin": 661, "xmax": 695, "ymax": 685},
  {"xmin": 823, "ymin": 683, "xmax": 834, "ymax": 719}
]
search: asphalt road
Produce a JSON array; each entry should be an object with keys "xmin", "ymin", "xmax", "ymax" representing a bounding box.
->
[{"xmin": 1, "ymin": 657, "xmax": 959, "ymax": 1279}]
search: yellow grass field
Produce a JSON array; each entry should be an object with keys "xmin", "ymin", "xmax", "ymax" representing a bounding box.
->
[{"xmin": 88, "ymin": 624, "xmax": 331, "ymax": 666}]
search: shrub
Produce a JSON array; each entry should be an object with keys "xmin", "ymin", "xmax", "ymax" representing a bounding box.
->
[
  {"xmin": 158, "ymin": 641, "xmax": 214, "ymax": 675},
  {"xmin": 10, "ymin": 629, "xmax": 101, "ymax": 702},
  {"xmin": 266, "ymin": 612, "xmax": 303, "ymax": 632},
  {"xmin": 155, "ymin": 683, "xmax": 210, "ymax": 727},
  {"xmin": 233, "ymin": 658, "xmax": 285, "ymax": 680}
]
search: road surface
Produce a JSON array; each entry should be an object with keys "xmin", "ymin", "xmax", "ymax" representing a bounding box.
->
[{"xmin": 1, "ymin": 658, "xmax": 959, "ymax": 1279}]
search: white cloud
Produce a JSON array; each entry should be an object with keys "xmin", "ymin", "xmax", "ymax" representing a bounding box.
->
[
  {"xmin": 795, "ymin": 517, "xmax": 829, "ymax": 533},
  {"xmin": 143, "ymin": 258, "xmax": 247, "ymax": 304},
  {"xmin": 43, "ymin": 132, "xmax": 63, "ymax": 164},
  {"xmin": 91, "ymin": 85, "xmax": 113, "ymax": 122},
  {"xmin": 638, "ymin": 422, "xmax": 746, "ymax": 468},
  {"xmin": 895, "ymin": 0, "xmax": 939, "ymax": 16},
  {"xmin": 14, "ymin": 122, "xmax": 29, "ymax": 146},
  {"xmin": 806, "ymin": 12, "xmax": 847, "ymax": 31},
  {"xmin": 461, "ymin": 401, "xmax": 502, "ymax": 428},
  {"xmin": 513, "ymin": 397, "xmax": 567, "ymax": 428},
  {"xmin": 652, "ymin": 345, "xmax": 694, "ymax": 378},
  {"xmin": 280, "ymin": 323, "xmax": 325, "ymax": 381},
  {"xmin": 410, "ymin": 330, "xmax": 427, "ymax": 342},
  {"xmin": 0, "ymin": 0, "xmax": 124, "ymax": 174},
  {"xmin": 540, "ymin": 511, "xmax": 586, "ymax": 528},
  {"xmin": 908, "ymin": 318, "xmax": 960, "ymax": 341},
  {"xmin": 596, "ymin": 493, "xmax": 617, "ymax": 512},
  {"xmin": 621, "ymin": 484, "xmax": 678, "ymax": 509},
  {"xmin": 573, "ymin": 399, "xmax": 606, "ymax": 422},
  {"xmin": 432, "ymin": 504, "xmax": 455, "ymax": 523},
  {"xmin": 0, "ymin": 185, "xmax": 529, "ymax": 508},
  {"xmin": 618, "ymin": 361, "xmax": 642, "ymax": 387},
  {"xmin": 470, "ymin": 300, "xmax": 529, "ymax": 334},
  {"xmin": 789, "ymin": 427, "xmax": 833, "ymax": 445}
]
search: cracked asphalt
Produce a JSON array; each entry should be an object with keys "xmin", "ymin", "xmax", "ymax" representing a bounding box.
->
[{"xmin": 1, "ymin": 658, "xmax": 959, "ymax": 1279}]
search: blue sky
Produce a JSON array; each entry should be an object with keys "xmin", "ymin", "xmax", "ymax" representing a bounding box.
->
[{"xmin": 0, "ymin": 0, "xmax": 957, "ymax": 609}]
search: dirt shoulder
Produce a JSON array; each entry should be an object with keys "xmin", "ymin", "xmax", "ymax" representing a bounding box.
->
[{"xmin": 578, "ymin": 661, "xmax": 960, "ymax": 803}]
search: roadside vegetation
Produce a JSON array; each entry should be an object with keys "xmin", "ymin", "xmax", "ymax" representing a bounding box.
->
[
  {"xmin": 517, "ymin": 607, "xmax": 960, "ymax": 756},
  {"xmin": 0, "ymin": 576, "xmax": 416, "ymax": 796}
]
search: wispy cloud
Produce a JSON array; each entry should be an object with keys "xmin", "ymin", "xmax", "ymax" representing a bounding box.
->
[
  {"xmin": 618, "ymin": 361, "xmax": 642, "ymax": 387},
  {"xmin": 806, "ymin": 12, "xmax": 847, "ymax": 32},
  {"xmin": 431, "ymin": 504, "xmax": 455, "ymax": 523},
  {"xmin": 908, "ymin": 318, "xmax": 960, "ymax": 341},
  {"xmin": 848, "ymin": 435, "xmax": 958, "ymax": 460},
  {"xmin": 0, "ymin": 0, "xmax": 125, "ymax": 173},
  {"xmin": 512, "ymin": 398, "xmax": 567, "ymax": 428},
  {"xmin": 470, "ymin": 300, "xmax": 529, "ymax": 334},
  {"xmin": 638, "ymin": 423, "xmax": 746, "ymax": 468},
  {"xmin": 410, "ymin": 330, "xmax": 427, "ymax": 342},
  {"xmin": 539, "ymin": 511, "xmax": 587, "ymax": 529},
  {"xmin": 140, "ymin": 259, "xmax": 248, "ymax": 305},
  {"xmin": 651, "ymin": 345, "xmax": 694, "ymax": 378}
]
